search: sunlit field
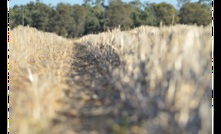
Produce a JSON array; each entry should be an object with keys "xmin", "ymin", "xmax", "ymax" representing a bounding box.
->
[
  {"xmin": 11, "ymin": 24, "xmax": 211, "ymax": 134},
  {"xmin": 10, "ymin": 26, "xmax": 74, "ymax": 134}
]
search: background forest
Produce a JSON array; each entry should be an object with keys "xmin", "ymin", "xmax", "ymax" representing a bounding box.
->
[{"xmin": 10, "ymin": 0, "xmax": 211, "ymax": 38}]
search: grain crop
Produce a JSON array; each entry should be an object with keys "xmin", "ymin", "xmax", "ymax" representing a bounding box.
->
[
  {"xmin": 10, "ymin": 26, "xmax": 74, "ymax": 134},
  {"xmin": 10, "ymin": 24, "xmax": 211, "ymax": 134},
  {"xmin": 71, "ymin": 24, "xmax": 211, "ymax": 134}
]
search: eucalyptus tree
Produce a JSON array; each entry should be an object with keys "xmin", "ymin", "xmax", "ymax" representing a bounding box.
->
[
  {"xmin": 152, "ymin": 2, "xmax": 179, "ymax": 26},
  {"xmin": 31, "ymin": 2, "xmax": 52, "ymax": 31},
  {"xmin": 179, "ymin": 2, "xmax": 210, "ymax": 26},
  {"xmin": 128, "ymin": 0, "xmax": 144, "ymax": 27},
  {"xmin": 105, "ymin": 0, "xmax": 133, "ymax": 30}
]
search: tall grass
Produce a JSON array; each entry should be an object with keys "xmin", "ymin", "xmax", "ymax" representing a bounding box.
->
[
  {"xmin": 10, "ymin": 24, "xmax": 211, "ymax": 134},
  {"xmin": 75, "ymin": 24, "xmax": 211, "ymax": 133},
  {"xmin": 10, "ymin": 26, "xmax": 74, "ymax": 134}
]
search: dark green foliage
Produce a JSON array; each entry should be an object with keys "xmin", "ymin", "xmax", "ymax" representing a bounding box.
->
[
  {"xmin": 179, "ymin": 2, "xmax": 210, "ymax": 26},
  {"xmin": 48, "ymin": 3, "xmax": 87, "ymax": 38},
  {"xmin": 10, "ymin": 6, "xmax": 23, "ymax": 28},
  {"xmin": 140, "ymin": 2, "xmax": 158, "ymax": 26},
  {"xmin": 85, "ymin": 12, "xmax": 101, "ymax": 34},
  {"xmin": 128, "ymin": 0, "xmax": 144, "ymax": 27},
  {"xmin": 9, "ymin": 1, "xmax": 210, "ymax": 38},
  {"xmin": 84, "ymin": 3, "xmax": 104, "ymax": 34},
  {"xmin": 72, "ymin": 5, "xmax": 87, "ymax": 37},
  {"xmin": 31, "ymin": 3, "xmax": 52, "ymax": 31},
  {"xmin": 105, "ymin": 1, "xmax": 133, "ymax": 30},
  {"xmin": 10, "ymin": 4, "xmax": 33, "ymax": 28},
  {"xmin": 151, "ymin": 2, "xmax": 179, "ymax": 26},
  {"xmin": 48, "ymin": 3, "xmax": 75, "ymax": 37}
]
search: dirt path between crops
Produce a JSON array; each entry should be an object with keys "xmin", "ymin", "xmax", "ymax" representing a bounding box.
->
[{"xmin": 46, "ymin": 42, "xmax": 139, "ymax": 134}]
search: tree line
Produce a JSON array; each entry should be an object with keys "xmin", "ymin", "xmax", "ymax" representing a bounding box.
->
[{"xmin": 10, "ymin": 0, "xmax": 211, "ymax": 38}]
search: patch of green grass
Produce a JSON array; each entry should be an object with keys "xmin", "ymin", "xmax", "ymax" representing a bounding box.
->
[{"xmin": 112, "ymin": 111, "xmax": 130, "ymax": 134}]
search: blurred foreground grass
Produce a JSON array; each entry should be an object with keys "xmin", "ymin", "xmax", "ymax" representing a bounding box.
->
[
  {"xmin": 11, "ymin": 24, "xmax": 211, "ymax": 134},
  {"xmin": 10, "ymin": 26, "xmax": 74, "ymax": 134}
]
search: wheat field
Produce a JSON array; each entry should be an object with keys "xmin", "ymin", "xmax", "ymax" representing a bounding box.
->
[
  {"xmin": 11, "ymin": 25, "xmax": 211, "ymax": 134},
  {"xmin": 10, "ymin": 26, "xmax": 74, "ymax": 134}
]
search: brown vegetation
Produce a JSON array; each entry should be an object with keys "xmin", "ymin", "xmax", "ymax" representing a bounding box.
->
[
  {"xmin": 10, "ymin": 26, "xmax": 74, "ymax": 134},
  {"xmin": 11, "ymin": 24, "xmax": 211, "ymax": 134},
  {"xmin": 72, "ymin": 24, "xmax": 211, "ymax": 133}
]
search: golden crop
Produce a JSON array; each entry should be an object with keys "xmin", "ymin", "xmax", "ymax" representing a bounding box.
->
[{"xmin": 10, "ymin": 24, "xmax": 211, "ymax": 134}]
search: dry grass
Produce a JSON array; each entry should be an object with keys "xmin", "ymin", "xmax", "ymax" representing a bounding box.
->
[
  {"xmin": 10, "ymin": 26, "xmax": 74, "ymax": 134},
  {"xmin": 74, "ymin": 24, "xmax": 211, "ymax": 134},
  {"xmin": 10, "ymin": 24, "xmax": 211, "ymax": 134}
]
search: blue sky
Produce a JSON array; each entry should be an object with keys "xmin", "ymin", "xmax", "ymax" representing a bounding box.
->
[{"xmin": 9, "ymin": 0, "xmax": 198, "ymax": 9}]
